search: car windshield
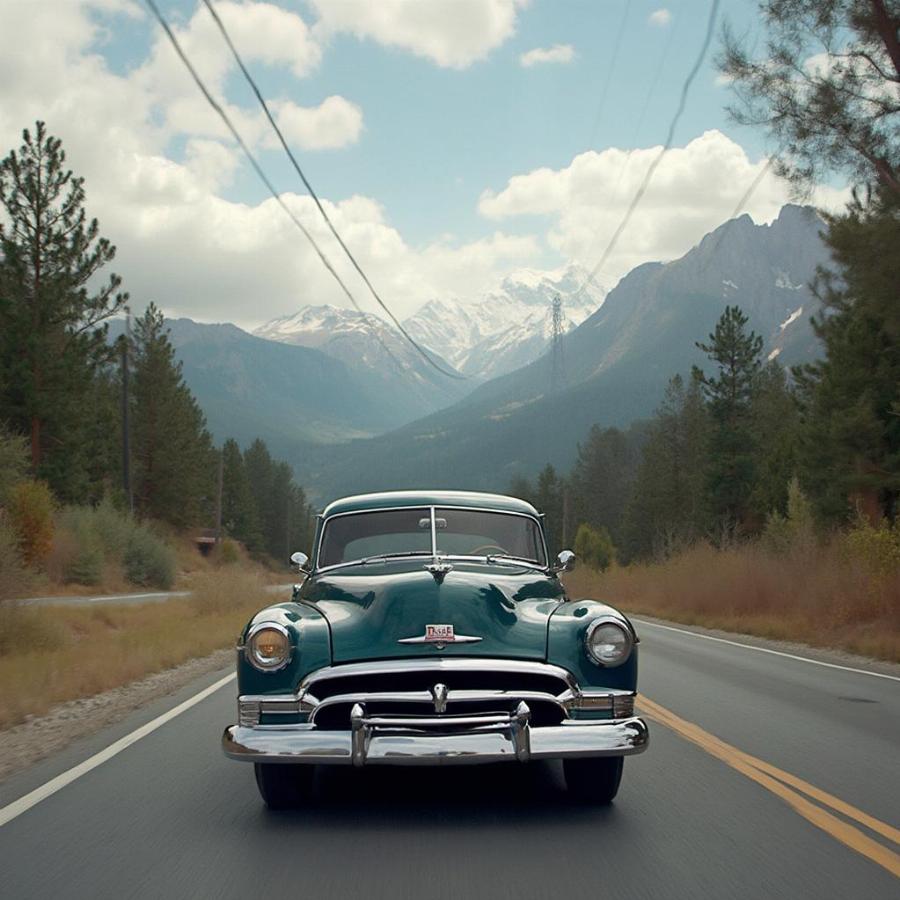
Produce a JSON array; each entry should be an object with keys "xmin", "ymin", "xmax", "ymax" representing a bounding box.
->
[
  {"xmin": 318, "ymin": 507, "xmax": 545, "ymax": 568},
  {"xmin": 434, "ymin": 508, "xmax": 545, "ymax": 565}
]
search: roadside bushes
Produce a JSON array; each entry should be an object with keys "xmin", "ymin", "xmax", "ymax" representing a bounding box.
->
[
  {"xmin": 8, "ymin": 480, "xmax": 54, "ymax": 568},
  {"xmin": 124, "ymin": 526, "xmax": 176, "ymax": 588},
  {"xmin": 0, "ymin": 521, "xmax": 31, "ymax": 602},
  {"xmin": 55, "ymin": 500, "xmax": 176, "ymax": 590},
  {"xmin": 574, "ymin": 523, "xmax": 617, "ymax": 571}
]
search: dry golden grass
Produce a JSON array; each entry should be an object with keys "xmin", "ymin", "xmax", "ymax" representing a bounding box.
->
[
  {"xmin": 0, "ymin": 570, "xmax": 274, "ymax": 730},
  {"xmin": 564, "ymin": 541, "xmax": 900, "ymax": 662}
]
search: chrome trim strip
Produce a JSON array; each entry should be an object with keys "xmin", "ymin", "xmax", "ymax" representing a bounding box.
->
[
  {"xmin": 299, "ymin": 658, "xmax": 579, "ymax": 695},
  {"xmin": 308, "ymin": 689, "xmax": 569, "ymax": 723},
  {"xmin": 221, "ymin": 716, "xmax": 649, "ymax": 765}
]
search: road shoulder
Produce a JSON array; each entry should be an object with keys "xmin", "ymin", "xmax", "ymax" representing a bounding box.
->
[
  {"xmin": 631, "ymin": 613, "xmax": 900, "ymax": 679},
  {"xmin": 0, "ymin": 649, "xmax": 233, "ymax": 787}
]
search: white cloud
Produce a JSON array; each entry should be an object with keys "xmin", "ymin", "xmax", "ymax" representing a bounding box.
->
[
  {"xmin": 478, "ymin": 130, "xmax": 849, "ymax": 281},
  {"xmin": 649, "ymin": 8, "xmax": 672, "ymax": 27},
  {"xmin": 271, "ymin": 96, "xmax": 363, "ymax": 150},
  {"xmin": 309, "ymin": 0, "xmax": 529, "ymax": 69},
  {"xmin": 519, "ymin": 44, "xmax": 576, "ymax": 68}
]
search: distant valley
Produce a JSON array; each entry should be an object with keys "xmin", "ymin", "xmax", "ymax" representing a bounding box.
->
[{"xmin": 151, "ymin": 205, "xmax": 829, "ymax": 503}]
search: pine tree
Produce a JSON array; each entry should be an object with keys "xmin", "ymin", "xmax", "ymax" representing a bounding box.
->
[
  {"xmin": 795, "ymin": 189, "xmax": 900, "ymax": 522},
  {"xmin": 719, "ymin": 0, "xmax": 900, "ymax": 194},
  {"xmin": 0, "ymin": 122, "xmax": 127, "ymax": 499},
  {"xmin": 748, "ymin": 361, "xmax": 801, "ymax": 524},
  {"xmin": 693, "ymin": 306, "xmax": 764, "ymax": 531},
  {"xmin": 130, "ymin": 304, "xmax": 215, "ymax": 527},
  {"xmin": 535, "ymin": 464, "xmax": 564, "ymax": 555},
  {"xmin": 570, "ymin": 426, "xmax": 640, "ymax": 547},
  {"xmin": 623, "ymin": 373, "xmax": 710, "ymax": 559},
  {"xmin": 221, "ymin": 438, "xmax": 262, "ymax": 551}
]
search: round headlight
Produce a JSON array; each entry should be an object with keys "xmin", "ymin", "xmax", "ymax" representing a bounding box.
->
[
  {"xmin": 585, "ymin": 618, "xmax": 633, "ymax": 667},
  {"xmin": 246, "ymin": 623, "xmax": 291, "ymax": 671}
]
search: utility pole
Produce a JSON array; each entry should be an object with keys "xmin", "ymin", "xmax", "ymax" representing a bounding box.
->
[
  {"xmin": 121, "ymin": 310, "xmax": 133, "ymax": 513},
  {"xmin": 214, "ymin": 451, "xmax": 224, "ymax": 544},
  {"xmin": 284, "ymin": 490, "xmax": 292, "ymax": 561},
  {"xmin": 550, "ymin": 294, "xmax": 566, "ymax": 394}
]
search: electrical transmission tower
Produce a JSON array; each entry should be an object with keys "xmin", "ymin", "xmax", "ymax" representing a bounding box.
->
[{"xmin": 550, "ymin": 294, "xmax": 566, "ymax": 394}]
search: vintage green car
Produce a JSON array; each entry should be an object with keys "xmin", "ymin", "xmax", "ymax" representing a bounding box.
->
[{"xmin": 222, "ymin": 491, "xmax": 649, "ymax": 807}]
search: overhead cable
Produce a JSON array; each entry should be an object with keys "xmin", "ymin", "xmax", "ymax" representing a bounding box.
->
[
  {"xmin": 699, "ymin": 156, "xmax": 776, "ymax": 274},
  {"xmin": 200, "ymin": 0, "xmax": 463, "ymax": 381},
  {"xmin": 585, "ymin": 2, "xmax": 631, "ymax": 150},
  {"xmin": 143, "ymin": 0, "xmax": 455, "ymax": 381},
  {"xmin": 577, "ymin": 0, "xmax": 721, "ymax": 298}
]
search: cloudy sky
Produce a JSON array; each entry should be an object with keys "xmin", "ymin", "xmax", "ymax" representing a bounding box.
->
[{"xmin": 0, "ymin": 0, "xmax": 848, "ymax": 328}]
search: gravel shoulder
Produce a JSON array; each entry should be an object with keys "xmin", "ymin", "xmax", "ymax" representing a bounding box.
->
[{"xmin": 0, "ymin": 649, "xmax": 233, "ymax": 784}]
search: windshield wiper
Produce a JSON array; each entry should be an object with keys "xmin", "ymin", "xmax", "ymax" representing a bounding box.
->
[
  {"xmin": 482, "ymin": 554, "xmax": 544, "ymax": 569},
  {"xmin": 321, "ymin": 552, "xmax": 430, "ymax": 572},
  {"xmin": 359, "ymin": 552, "xmax": 431, "ymax": 565}
]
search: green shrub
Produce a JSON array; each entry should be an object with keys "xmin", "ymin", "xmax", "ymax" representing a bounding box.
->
[
  {"xmin": 574, "ymin": 523, "xmax": 617, "ymax": 571},
  {"xmin": 0, "ymin": 426, "xmax": 29, "ymax": 505},
  {"xmin": 65, "ymin": 532, "xmax": 105, "ymax": 586},
  {"xmin": 841, "ymin": 515, "xmax": 900, "ymax": 577},
  {"xmin": 213, "ymin": 538, "xmax": 240, "ymax": 566},
  {"xmin": 8, "ymin": 480, "xmax": 55, "ymax": 568},
  {"xmin": 0, "ymin": 520, "xmax": 31, "ymax": 601},
  {"xmin": 91, "ymin": 496, "xmax": 136, "ymax": 559},
  {"xmin": 124, "ymin": 526, "xmax": 176, "ymax": 589},
  {"xmin": 761, "ymin": 478, "xmax": 816, "ymax": 555}
]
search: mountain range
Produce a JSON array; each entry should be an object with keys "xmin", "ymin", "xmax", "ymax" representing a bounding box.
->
[
  {"xmin": 290, "ymin": 205, "xmax": 830, "ymax": 499},
  {"xmin": 254, "ymin": 262, "xmax": 605, "ymax": 384},
  {"xmin": 147, "ymin": 204, "xmax": 829, "ymax": 502}
]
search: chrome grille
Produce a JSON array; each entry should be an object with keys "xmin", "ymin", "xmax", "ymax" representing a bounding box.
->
[{"xmin": 302, "ymin": 660, "xmax": 574, "ymax": 731}]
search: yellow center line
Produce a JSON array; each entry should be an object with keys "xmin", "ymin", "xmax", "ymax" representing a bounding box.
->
[{"xmin": 637, "ymin": 695, "xmax": 900, "ymax": 880}]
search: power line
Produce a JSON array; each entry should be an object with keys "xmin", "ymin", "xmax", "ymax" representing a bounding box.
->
[
  {"xmin": 700, "ymin": 155, "xmax": 776, "ymax": 273},
  {"xmin": 200, "ymin": 0, "xmax": 463, "ymax": 381},
  {"xmin": 585, "ymin": 2, "xmax": 630, "ymax": 150},
  {"xmin": 142, "ymin": 0, "xmax": 453, "ymax": 382},
  {"xmin": 576, "ymin": 0, "xmax": 721, "ymax": 298}
]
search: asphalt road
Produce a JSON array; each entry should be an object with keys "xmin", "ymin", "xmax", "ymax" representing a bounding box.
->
[{"xmin": 1, "ymin": 621, "xmax": 898, "ymax": 899}]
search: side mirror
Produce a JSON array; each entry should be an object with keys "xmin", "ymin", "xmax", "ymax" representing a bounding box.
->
[
  {"xmin": 290, "ymin": 551, "xmax": 309, "ymax": 572},
  {"xmin": 554, "ymin": 550, "xmax": 576, "ymax": 573}
]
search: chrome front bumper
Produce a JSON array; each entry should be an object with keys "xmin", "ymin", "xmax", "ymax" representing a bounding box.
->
[{"xmin": 222, "ymin": 706, "xmax": 649, "ymax": 767}]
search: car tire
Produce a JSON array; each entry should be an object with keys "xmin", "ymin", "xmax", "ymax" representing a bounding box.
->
[
  {"xmin": 254, "ymin": 763, "xmax": 314, "ymax": 809},
  {"xmin": 563, "ymin": 756, "xmax": 624, "ymax": 804}
]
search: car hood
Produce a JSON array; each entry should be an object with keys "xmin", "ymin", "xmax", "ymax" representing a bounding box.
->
[{"xmin": 302, "ymin": 562, "xmax": 565, "ymax": 663}]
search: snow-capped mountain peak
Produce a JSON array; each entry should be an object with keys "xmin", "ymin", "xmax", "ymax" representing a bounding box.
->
[{"xmin": 255, "ymin": 262, "xmax": 609, "ymax": 386}]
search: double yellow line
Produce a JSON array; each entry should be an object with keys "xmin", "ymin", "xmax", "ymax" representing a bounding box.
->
[{"xmin": 637, "ymin": 695, "xmax": 900, "ymax": 879}]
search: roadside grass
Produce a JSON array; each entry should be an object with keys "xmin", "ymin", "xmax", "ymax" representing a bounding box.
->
[
  {"xmin": 564, "ymin": 540, "xmax": 900, "ymax": 663},
  {"xmin": 0, "ymin": 570, "xmax": 275, "ymax": 730}
]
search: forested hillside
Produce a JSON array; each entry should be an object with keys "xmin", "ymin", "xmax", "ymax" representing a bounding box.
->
[{"xmin": 0, "ymin": 124, "xmax": 312, "ymax": 600}]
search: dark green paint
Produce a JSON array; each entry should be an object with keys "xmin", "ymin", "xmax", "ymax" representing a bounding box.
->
[{"xmin": 236, "ymin": 492, "xmax": 639, "ymax": 695}]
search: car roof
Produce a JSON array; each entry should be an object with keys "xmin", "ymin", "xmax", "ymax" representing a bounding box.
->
[{"xmin": 321, "ymin": 490, "xmax": 540, "ymax": 519}]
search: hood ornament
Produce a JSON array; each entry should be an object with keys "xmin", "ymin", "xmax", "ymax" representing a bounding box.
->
[
  {"xmin": 425, "ymin": 557, "xmax": 453, "ymax": 583},
  {"xmin": 398, "ymin": 624, "xmax": 482, "ymax": 649}
]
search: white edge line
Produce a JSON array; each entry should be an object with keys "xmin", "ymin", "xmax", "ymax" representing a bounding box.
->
[
  {"xmin": 0, "ymin": 672, "xmax": 236, "ymax": 828},
  {"xmin": 632, "ymin": 618, "xmax": 900, "ymax": 682}
]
